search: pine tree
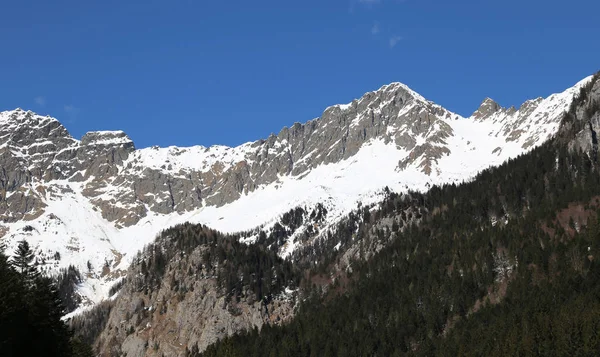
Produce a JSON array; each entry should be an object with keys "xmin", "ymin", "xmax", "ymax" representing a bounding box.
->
[{"xmin": 11, "ymin": 239, "xmax": 39, "ymax": 285}]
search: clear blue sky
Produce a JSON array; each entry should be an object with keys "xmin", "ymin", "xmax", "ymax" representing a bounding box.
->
[{"xmin": 0, "ymin": 0, "xmax": 598, "ymax": 148}]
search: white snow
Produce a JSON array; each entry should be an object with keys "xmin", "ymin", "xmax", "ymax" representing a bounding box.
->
[
  {"xmin": 336, "ymin": 103, "xmax": 353, "ymax": 111},
  {"xmin": 130, "ymin": 142, "xmax": 256, "ymax": 176},
  {"xmin": 83, "ymin": 131, "xmax": 132, "ymax": 146}
]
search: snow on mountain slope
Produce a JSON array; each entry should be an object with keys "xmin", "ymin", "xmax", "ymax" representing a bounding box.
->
[
  {"xmin": 132, "ymin": 143, "xmax": 256, "ymax": 177},
  {"xmin": 0, "ymin": 75, "xmax": 592, "ymax": 311}
]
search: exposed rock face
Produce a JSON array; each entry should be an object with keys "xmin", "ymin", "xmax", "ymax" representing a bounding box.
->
[
  {"xmin": 0, "ymin": 112, "xmax": 136, "ymax": 222},
  {"xmin": 83, "ymin": 226, "xmax": 297, "ymax": 357},
  {"xmin": 472, "ymin": 98, "xmax": 502, "ymax": 120},
  {"xmin": 0, "ymin": 110, "xmax": 72, "ymax": 222},
  {"xmin": 564, "ymin": 77, "xmax": 600, "ymax": 154},
  {"xmin": 95, "ymin": 261, "xmax": 293, "ymax": 356}
]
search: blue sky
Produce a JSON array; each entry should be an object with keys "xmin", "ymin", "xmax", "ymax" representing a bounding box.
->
[{"xmin": 0, "ymin": 0, "xmax": 598, "ymax": 148}]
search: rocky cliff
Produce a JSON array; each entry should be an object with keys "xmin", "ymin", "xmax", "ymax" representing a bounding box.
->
[{"xmin": 71, "ymin": 223, "xmax": 297, "ymax": 357}]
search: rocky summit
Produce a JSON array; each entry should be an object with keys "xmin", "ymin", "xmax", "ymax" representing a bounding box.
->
[{"xmin": 0, "ymin": 76, "xmax": 593, "ymax": 307}]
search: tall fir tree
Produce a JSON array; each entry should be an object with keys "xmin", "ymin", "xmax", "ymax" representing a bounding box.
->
[{"xmin": 11, "ymin": 239, "xmax": 39, "ymax": 285}]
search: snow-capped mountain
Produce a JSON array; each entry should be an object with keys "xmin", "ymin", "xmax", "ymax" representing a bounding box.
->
[{"xmin": 0, "ymin": 75, "xmax": 591, "ymax": 308}]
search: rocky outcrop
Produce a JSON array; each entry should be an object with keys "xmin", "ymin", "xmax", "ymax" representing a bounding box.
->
[
  {"xmin": 0, "ymin": 112, "xmax": 137, "ymax": 221},
  {"xmin": 472, "ymin": 98, "xmax": 502, "ymax": 120},
  {"xmin": 95, "ymin": 268, "xmax": 293, "ymax": 357},
  {"xmin": 561, "ymin": 74, "xmax": 600, "ymax": 155},
  {"xmin": 0, "ymin": 110, "xmax": 74, "ymax": 222},
  {"xmin": 77, "ymin": 224, "xmax": 297, "ymax": 357}
]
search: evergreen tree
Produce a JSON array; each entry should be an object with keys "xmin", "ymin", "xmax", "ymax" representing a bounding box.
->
[{"xmin": 11, "ymin": 239, "xmax": 39, "ymax": 285}]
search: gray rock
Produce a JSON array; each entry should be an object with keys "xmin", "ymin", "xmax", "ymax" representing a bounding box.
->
[
  {"xmin": 472, "ymin": 98, "xmax": 502, "ymax": 120},
  {"xmin": 566, "ymin": 78, "xmax": 600, "ymax": 154},
  {"xmin": 93, "ymin": 244, "xmax": 295, "ymax": 356}
]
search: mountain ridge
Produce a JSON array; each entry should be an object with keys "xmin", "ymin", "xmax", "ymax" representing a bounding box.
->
[{"xmin": 72, "ymin": 72, "xmax": 600, "ymax": 356}]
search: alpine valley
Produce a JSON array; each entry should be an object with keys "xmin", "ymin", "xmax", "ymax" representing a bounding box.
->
[{"xmin": 2, "ymin": 72, "xmax": 600, "ymax": 356}]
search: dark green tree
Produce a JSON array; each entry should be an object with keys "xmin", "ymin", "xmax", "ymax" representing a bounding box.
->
[{"xmin": 11, "ymin": 239, "xmax": 39, "ymax": 285}]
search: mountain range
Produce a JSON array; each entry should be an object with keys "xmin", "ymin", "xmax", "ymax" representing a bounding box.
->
[{"xmin": 0, "ymin": 74, "xmax": 592, "ymax": 311}]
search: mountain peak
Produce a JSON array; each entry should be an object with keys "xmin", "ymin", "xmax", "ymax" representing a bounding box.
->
[
  {"xmin": 472, "ymin": 97, "xmax": 502, "ymax": 120},
  {"xmin": 332, "ymin": 81, "xmax": 429, "ymax": 112},
  {"xmin": 0, "ymin": 109, "xmax": 75, "ymax": 149},
  {"xmin": 376, "ymin": 81, "xmax": 430, "ymax": 105},
  {"xmin": 1, "ymin": 108, "xmax": 57, "ymax": 125}
]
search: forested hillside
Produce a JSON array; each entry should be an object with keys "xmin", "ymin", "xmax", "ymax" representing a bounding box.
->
[
  {"xmin": 70, "ymin": 223, "xmax": 303, "ymax": 356},
  {"xmin": 200, "ymin": 73, "xmax": 600, "ymax": 356}
]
